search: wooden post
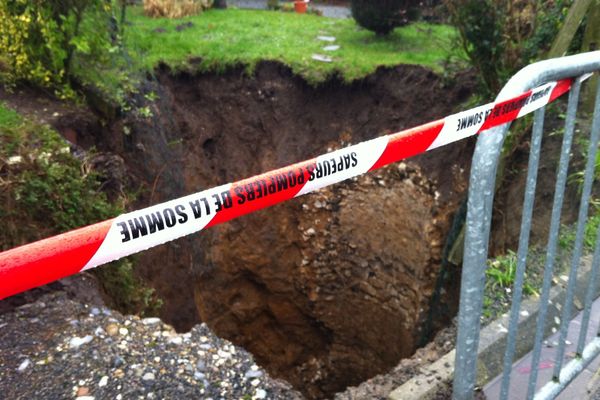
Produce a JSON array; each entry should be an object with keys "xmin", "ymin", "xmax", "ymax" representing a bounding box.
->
[
  {"xmin": 548, "ymin": 0, "xmax": 593, "ymax": 58},
  {"xmin": 582, "ymin": 0, "xmax": 600, "ymax": 113}
]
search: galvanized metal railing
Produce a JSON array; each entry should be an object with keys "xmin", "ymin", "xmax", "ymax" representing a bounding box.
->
[{"xmin": 453, "ymin": 51, "xmax": 600, "ymax": 400}]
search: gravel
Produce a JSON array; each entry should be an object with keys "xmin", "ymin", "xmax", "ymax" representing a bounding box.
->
[
  {"xmin": 0, "ymin": 290, "xmax": 302, "ymax": 400},
  {"xmin": 0, "ymin": 277, "xmax": 459, "ymax": 400}
]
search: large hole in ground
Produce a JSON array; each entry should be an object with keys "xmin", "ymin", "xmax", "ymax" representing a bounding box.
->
[{"xmin": 75, "ymin": 62, "xmax": 475, "ymax": 399}]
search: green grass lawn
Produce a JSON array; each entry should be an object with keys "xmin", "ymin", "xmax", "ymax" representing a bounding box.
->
[{"xmin": 125, "ymin": 7, "xmax": 461, "ymax": 83}]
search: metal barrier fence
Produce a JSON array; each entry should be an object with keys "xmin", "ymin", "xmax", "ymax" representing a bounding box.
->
[{"xmin": 453, "ymin": 51, "xmax": 600, "ymax": 399}]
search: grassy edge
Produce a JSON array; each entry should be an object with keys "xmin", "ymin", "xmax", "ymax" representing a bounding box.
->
[{"xmin": 119, "ymin": 8, "xmax": 463, "ymax": 86}]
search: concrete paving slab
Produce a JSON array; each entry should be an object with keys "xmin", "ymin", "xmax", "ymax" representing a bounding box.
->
[{"xmin": 483, "ymin": 284, "xmax": 600, "ymax": 399}]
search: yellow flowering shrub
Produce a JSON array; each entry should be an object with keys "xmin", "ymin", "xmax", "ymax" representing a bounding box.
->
[{"xmin": 0, "ymin": 0, "xmax": 115, "ymax": 96}]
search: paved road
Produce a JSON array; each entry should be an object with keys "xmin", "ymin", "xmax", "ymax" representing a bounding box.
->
[{"xmin": 228, "ymin": 0, "xmax": 352, "ymax": 19}]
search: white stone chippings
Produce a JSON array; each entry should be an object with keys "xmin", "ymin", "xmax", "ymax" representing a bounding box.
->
[
  {"xmin": 245, "ymin": 369, "xmax": 263, "ymax": 379},
  {"xmin": 217, "ymin": 349, "xmax": 231, "ymax": 359},
  {"xmin": 169, "ymin": 336, "xmax": 183, "ymax": 345},
  {"xmin": 142, "ymin": 372, "xmax": 155, "ymax": 381},
  {"xmin": 17, "ymin": 359, "xmax": 31, "ymax": 372},
  {"xmin": 70, "ymin": 335, "xmax": 93, "ymax": 349},
  {"xmin": 98, "ymin": 376, "xmax": 109, "ymax": 387}
]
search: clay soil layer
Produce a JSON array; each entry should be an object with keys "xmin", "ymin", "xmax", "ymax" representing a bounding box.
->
[{"xmin": 57, "ymin": 62, "xmax": 474, "ymax": 398}]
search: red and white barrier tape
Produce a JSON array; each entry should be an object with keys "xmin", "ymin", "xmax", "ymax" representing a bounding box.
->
[{"xmin": 0, "ymin": 78, "xmax": 574, "ymax": 299}]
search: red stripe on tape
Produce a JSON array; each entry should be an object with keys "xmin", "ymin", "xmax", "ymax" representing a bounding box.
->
[
  {"xmin": 369, "ymin": 120, "xmax": 444, "ymax": 171},
  {"xmin": 0, "ymin": 220, "xmax": 113, "ymax": 299},
  {"xmin": 550, "ymin": 78, "xmax": 573, "ymax": 102},
  {"xmin": 480, "ymin": 90, "xmax": 534, "ymax": 131},
  {"xmin": 206, "ymin": 160, "xmax": 316, "ymax": 227}
]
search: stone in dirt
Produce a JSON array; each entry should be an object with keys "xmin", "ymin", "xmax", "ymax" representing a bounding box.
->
[
  {"xmin": 17, "ymin": 359, "xmax": 30, "ymax": 372},
  {"xmin": 69, "ymin": 335, "xmax": 93, "ymax": 348},
  {"xmin": 106, "ymin": 324, "xmax": 119, "ymax": 336},
  {"xmin": 142, "ymin": 372, "xmax": 156, "ymax": 381}
]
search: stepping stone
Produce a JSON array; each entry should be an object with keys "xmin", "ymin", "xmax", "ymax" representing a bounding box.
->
[
  {"xmin": 312, "ymin": 54, "xmax": 333, "ymax": 63},
  {"xmin": 316, "ymin": 35, "xmax": 336, "ymax": 42},
  {"xmin": 323, "ymin": 45, "xmax": 340, "ymax": 51}
]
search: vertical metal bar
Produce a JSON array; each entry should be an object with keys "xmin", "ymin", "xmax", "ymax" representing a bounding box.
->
[
  {"xmin": 577, "ymin": 80, "xmax": 600, "ymax": 354},
  {"xmin": 453, "ymin": 124, "xmax": 506, "ymax": 400},
  {"xmin": 553, "ymin": 78, "xmax": 590, "ymax": 377},
  {"xmin": 499, "ymin": 107, "xmax": 546, "ymax": 400},
  {"xmin": 526, "ymin": 79, "xmax": 583, "ymax": 399},
  {"xmin": 578, "ymin": 225, "xmax": 600, "ymax": 350}
]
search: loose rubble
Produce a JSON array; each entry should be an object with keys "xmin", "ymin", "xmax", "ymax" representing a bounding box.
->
[{"xmin": 0, "ymin": 290, "xmax": 302, "ymax": 400}]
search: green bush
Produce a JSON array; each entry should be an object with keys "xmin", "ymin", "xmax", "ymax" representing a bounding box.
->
[
  {"xmin": 350, "ymin": 0, "xmax": 420, "ymax": 35},
  {"xmin": 0, "ymin": 103, "xmax": 161, "ymax": 315},
  {"xmin": 445, "ymin": 0, "xmax": 573, "ymax": 97},
  {"xmin": 0, "ymin": 0, "xmax": 119, "ymax": 97}
]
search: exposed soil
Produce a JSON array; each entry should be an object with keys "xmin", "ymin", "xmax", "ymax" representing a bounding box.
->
[{"xmin": 3, "ymin": 62, "xmax": 475, "ymax": 398}]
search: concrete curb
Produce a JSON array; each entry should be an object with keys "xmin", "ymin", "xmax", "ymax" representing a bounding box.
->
[{"xmin": 389, "ymin": 255, "xmax": 598, "ymax": 400}]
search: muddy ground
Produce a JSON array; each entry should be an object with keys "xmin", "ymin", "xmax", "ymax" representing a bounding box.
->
[{"xmin": 3, "ymin": 62, "xmax": 477, "ymax": 398}]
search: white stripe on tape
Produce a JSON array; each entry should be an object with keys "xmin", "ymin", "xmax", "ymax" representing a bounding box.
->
[
  {"xmin": 517, "ymin": 81, "xmax": 557, "ymax": 118},
  {"xmin": 295, "ymin": 136, "xmax": 389, "ymax": 197},
  {"xmin": 427, "ymin": 103, "xmax": 491, "ymax": 151},
  {"xmin": 83, "ymin": 183, "xmax": 232, "ymax": 270}
]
